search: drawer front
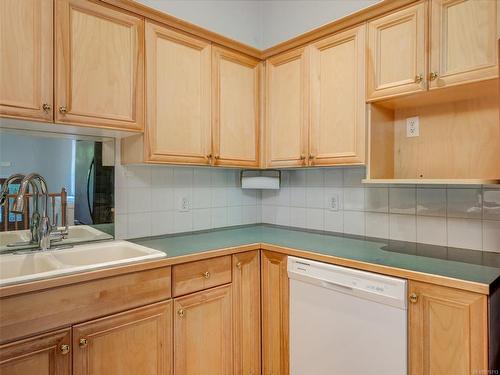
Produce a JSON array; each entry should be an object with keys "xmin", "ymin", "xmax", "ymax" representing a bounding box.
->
[
  {"xmin": 173, "ymin": 256, "xmax": 232, "ymax": 297},
  {"xmin": 0, "ymin": 267, "xmax": 171, "ymax": 344}
]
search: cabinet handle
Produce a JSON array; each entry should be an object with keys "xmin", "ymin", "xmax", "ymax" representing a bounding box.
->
[
  {"xmin": 236, "ymin": 261, "xmax": 242, "ymax": 270},
  {"xmin": 42, "ymin": 103, "xmax": 51, "ymax": 113},
  {"xmin": 414, "ymin": 74, "xmax": 423, "ymax": 83},
  {"xmin": 429, "ymin": 71, "xmax": 439, "ymax": 81},
  {"xmin": 177, "ymin": 309, "xmax": 185, "ymax": 317},
  {"xmin": 60, "ymin": 344, "xmax": 70, "ymax": 355},
  {"xmin": 79, "ymin": 338, "xmax": 88, "ymax": 348},
  {"xmin": 300, "ymin": 154, "xmax": 306, "ymax": 161},
  {"xmin": 202, "ymin": 271, "xmax": 210, "ymax": 279},
  {"xmin": 214, "ymin": 155, "xmax": 220, "ymax": 160},
  {"xmin": 59, "ymin": 106, "xmax": 67, "ymax": 114},
  {"xmin": 309, "ymin": 154, "xmax": 315, "ymax": 160},
  {"xmin": 409, "ymin": 293, "xmax": 418, "ymax": 304}
]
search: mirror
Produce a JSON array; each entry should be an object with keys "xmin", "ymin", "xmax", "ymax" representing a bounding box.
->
[{"xmin": 0, "ymin": 130, "xmax": 115, "ymax": 251}]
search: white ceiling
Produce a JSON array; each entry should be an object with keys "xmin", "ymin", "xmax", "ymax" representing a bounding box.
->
[{"xmin": 135, "ymin": 0, "xmax": 380, "ymax": 49}]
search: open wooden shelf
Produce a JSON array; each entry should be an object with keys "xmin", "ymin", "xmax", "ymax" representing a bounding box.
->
[
  {"xmin": 362, "ymin": 179, "xmax": 500, "ymax": 185},
  {"xmin": 366, "ymin": 79, "xmax": 500, "ymax": 184}
]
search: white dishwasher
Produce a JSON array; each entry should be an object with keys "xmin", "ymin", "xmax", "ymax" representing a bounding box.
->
[{"xmin": 288, "ymin": 256, "xmax": 407, "ymax": 375}]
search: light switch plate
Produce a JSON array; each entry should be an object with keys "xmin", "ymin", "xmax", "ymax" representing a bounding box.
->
[{"xmin": 406, "ymin": 116, "xmax": 419, "ymax": 137}]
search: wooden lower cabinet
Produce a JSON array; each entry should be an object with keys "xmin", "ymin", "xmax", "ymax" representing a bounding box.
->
[
  {"xmin": 233, "ymin": 250, "xmax": 261, "ymax": 375},
  {"xmin": 174, "ymin": 284, "xmax": 233, "ymax": 375},
  {"xmin": 0, "ymin": 328, "xmax": 71, "ymax": 375},
  {"xmin": 409, "ymin": 281, "xmax": 488, "ymax": 375},
  {"xmin": 261, "ymin": 250, "xmax": 289, "ymax": 375},
  {"xmin": 72, "ymin": 301, "xmax": 172, "ymax": 375}
]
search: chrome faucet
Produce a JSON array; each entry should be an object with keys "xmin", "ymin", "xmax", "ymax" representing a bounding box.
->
[
  {"xmin": 9, "ymin": 173, "xmax": 67, "ymax": 250},
  {"xmin": 1, "ymin": 174, "xmax": 41, "ymax": 244}
]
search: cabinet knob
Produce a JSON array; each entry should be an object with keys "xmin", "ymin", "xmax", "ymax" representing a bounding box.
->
[
  {"xmin": 202, "ymin": 271, "xmax": 210, "ymax": 279},
  {"xmin": 79, "ymin": 338, "xmax": 88, "ymax": 348},
  {"xmin": 206, "ymin": 154, "xmax": 212, "ymax": 160},
  {"xmin": 309, "ymin": 154, "xmax": 315, "ymax": 160},
  {"xmin": 236, "ymin": 261, "xmax": 242, "ymax": 270},
  {"xmin": 60, "ymin": 344, "xmax": 70, "ymax": 355},
  {"xmin": 214, "ymin": 155, "xmax": 220, "ymax": 160},
  {"xmin": 414, "ymin": 74, "xmax": 423, "ymax": 83},
  {"xmin": 42, "ymin": 103, "xmax": 51, "ymax": 113},
  {"xmin": 300, "ymin": 154, "xmax": 306, "ymax": 161},
  {"xmin": 429, "ymin": 71, "xmax": 439, "ymax": 81},
  {"xmin": 59, "ymin": 106, "xmax": 68, "ymax": 114},
  {"xmin": 409, "ymin": 293, "xmax": 418, "ymax": 304},
  {"xmin": 177, "ymin": 309, "xmax": 185, "ymax": 317}
]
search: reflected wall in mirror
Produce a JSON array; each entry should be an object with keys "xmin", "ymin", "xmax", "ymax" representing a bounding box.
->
[{"xmin": 0, "ymin": 130, "xmax": 114, "ymax": 251}]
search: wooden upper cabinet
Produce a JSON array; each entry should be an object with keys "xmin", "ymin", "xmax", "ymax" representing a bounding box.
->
[
  {"xmin": 309, "ymin": 25, "xmax": 366, "ymax": 166},
  {"xmin": 261, "ymin": 250, "xmax": 289, "ymax": 375},
  {"xmin": 409, "ymin": 281, "xmax": 488, "ymax": 375},
  {"xmin": 0, "ymin": 328, "xmax": 71, "ymax": 375},
  {"xmin": 72, "ymin": 301, "xmax": 172, "ymax": 375},
  {"xmin": 174, "ymin": 285, "xmax": 233, "ymax": 375},
  {"xmin": 145, "ymin": 21, "xmax": 212, "ymax": 165},
  {"xmin": 367, "ymin": 2, "xmax": 426, "ymax": 101},
  {"xmin": 212, "ymin": 46, "xmax": 261, "ymax": 168},
  {"xmin": 266, "ymin": 47, "xmax": 309, "ymax": 168},
  {"xmin": 232, "ymin": 251, "xmax": 261, "ymax": 375},
  {"xmin": 0, "ymin": 0, "xmax": 53, "ymax": 122},
  {"xmin": 429, "ymin": 0, "xmax": 499, "ymax": 89},
  {"xmin": 55, "ymin": 0, "xmax": 144, "ymax": 131}
]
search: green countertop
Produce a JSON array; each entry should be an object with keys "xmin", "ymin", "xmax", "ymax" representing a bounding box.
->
[{"xmin": 133, "ymin": 225, "xmax": 500, "ymax": 287}]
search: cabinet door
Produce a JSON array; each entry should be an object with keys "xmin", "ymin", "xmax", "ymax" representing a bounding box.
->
[
  {"xmin": 55, "ymin": 0, "xmax": 144, "ymax": 131},
  {"xmin": 309, "ymin": 25, "xmax": 366, "ymax": 166},
  {"xmin": 212, "ymin": 46, "xmax": 261, "ymax": 168},
  {"xmin": 409, "ymin": 281, "xmax": 488, "ymax": 375},
  {"xmin": 0, "ymin": 0, "xmax": 53, "ymax": 122},
  {"xmin": 429, "ymin": 0, "xmax": 499, "ymax": 89},
  {"xmin": 232, "ymin": 251, "xmax": 261, "ymax": 375},
  {"xmin": 261, "ymin": 251, "xmax": 289, "ymax": 375},
  {"xmin": 367, "ymin": 2, "xmax": 426, "ymax": 101},
  {"xmin": 72, "ymin": 301, "xmax": 172, "ymax": 375},
  {"xmin": 0, "ymin": 328, "xmax": 71, "ymax": 375},
  {"xmin": 174, "ymin": 285, "xmax": 232, "ymax": 375},
  {"xmin": 145, "ymin": 21, "xmax": 212, "ymax": 165},
  {"xmin": 266, "ymin": 48, "xmax": 309, "ymax": 168}
]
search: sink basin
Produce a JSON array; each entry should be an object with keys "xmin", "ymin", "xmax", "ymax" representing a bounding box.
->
[
  {"xmin": 0, "ymin": 253, "xmax": 60, "ymax": 279},
  {"xmin": 51, "ymin": 242, "xmax": 164, "ymax": 266},
  {"xmin": 0, "ymin": 225, "xmax": 113, "ymax": 252},
  {"xmin": 0, "ymin": 230, "xmax": 31, "ymax": 247},
  {"xmin": 0, "ymin": 241, "xmax": 165, "ymax": 286}
]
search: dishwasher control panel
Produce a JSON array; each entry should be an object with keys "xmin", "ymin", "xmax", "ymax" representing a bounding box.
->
[{"xmin": 288, "ymin": 256, "xmax": 407, "ymax": 309}]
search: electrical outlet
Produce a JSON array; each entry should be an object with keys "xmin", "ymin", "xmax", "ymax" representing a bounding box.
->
[
  {"xmin": 179, "ymin": 196, "xmax": 191, "ymax": 212},
  {"xmin": 329, "ymin": 194, "xmax": 339, "ymax": 211},
  {"xmin": 406, "ymin": 116, "xmax": 420, "ymax": 137}
]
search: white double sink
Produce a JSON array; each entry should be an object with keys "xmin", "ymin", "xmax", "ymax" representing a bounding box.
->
[
  {"xmin": 0, "ymin": 241, "xmax": 166, "ymax": 286},
  {"xmin": 0, "ymin": 225, "xmax": 113, "ymax": 251}
]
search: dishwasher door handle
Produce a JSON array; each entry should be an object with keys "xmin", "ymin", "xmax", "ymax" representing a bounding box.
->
[{"xmin": 320, "ymin": 280, "xmax": 354, "ymax": 291}]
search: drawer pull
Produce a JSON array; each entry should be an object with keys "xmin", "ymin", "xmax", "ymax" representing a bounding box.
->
[
  {"xmin": 236, "ymin": 261, "xmax": 242, "ymax": 270},
  {"xmin": 178, "ymin": 309, "xmax": 185, "ymax": 317},
  {"xmin": 60, "ymin": 344, "xmax": 70, "ymax": 355},
  {"xmin": 79, "ymin": 338, "xmax": 88, "ymax": 348},
  {"xmin": 202, "ymin": 271, "xmax": 210, "ymax": 279}
]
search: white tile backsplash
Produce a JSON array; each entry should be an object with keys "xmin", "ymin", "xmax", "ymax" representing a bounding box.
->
[
  {"xmin": 115, "ymin": 140, "xmax": 260, "ymax": 239},
  {"xmin": 390, "ymin": 214, "xmax": 416, "ymax": 242},
  {"xmin": 260, "ymin": 167, "xmax": 498, "ymax": 251},
  {"xmin": 447, "ymin": 218, "xmax": 482, "ymax": 251},
  {"xmin": 447, "ymin": 188, "xmax": 482, "ymax": 219},
  {"xmin": 115, "ymin": 147, "xmax": 498, "ymax": 252}
]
